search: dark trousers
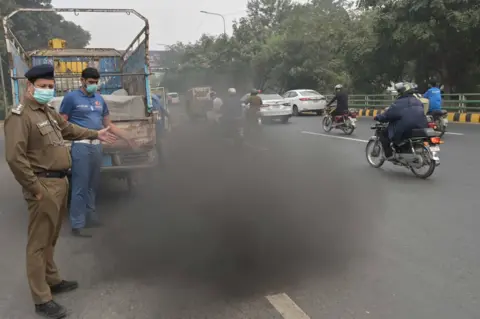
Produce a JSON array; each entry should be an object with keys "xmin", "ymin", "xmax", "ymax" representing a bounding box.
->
[{"xmin": 379, "ymin": 130, "xmax": 393, "ymax": 158}]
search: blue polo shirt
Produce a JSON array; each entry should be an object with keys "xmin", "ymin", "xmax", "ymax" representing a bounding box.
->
[
  {"xmin": 59, "ymin": 89, "xmax": 109, "ymax": 130},
  {"xmin": 424, "ymin": 87, "xmax": 442, "ymax": 112}
]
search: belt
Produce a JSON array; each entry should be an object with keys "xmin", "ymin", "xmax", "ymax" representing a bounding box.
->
[
  {"xmin": 35, "ymin": 170, "xmax": 69, "ymax": 178},
  {"xmin": 74, "ymin": 139, "xmax": 101, "ymax": 145}
]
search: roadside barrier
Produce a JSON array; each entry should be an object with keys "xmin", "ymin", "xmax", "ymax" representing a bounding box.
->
[{"xmin": 356, "ymin": 109, "xmax": 480, "ymax": 123}]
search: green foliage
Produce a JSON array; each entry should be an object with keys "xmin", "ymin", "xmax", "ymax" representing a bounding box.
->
[{"xmin": 165, "ymin": 0, "xmax": 480, "ymax": 95}]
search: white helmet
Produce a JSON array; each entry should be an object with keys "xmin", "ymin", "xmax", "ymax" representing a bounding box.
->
[
  {"xmin": 334, "ymin": 84, "xmax": 343, "ymax": 90},
  {"xmin": 228, "ymin": 88, "xmax": 236, "ymax": 94}
]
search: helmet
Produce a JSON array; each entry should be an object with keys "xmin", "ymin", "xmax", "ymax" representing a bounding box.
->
[
  {"xmin": 228, "ymin": 88, "xmax": 236, "ymax": 95},
  {"xmin": 251, "ymin": 89, "xmax": 258, "ymax": 95},
  {"xmin": 394, "ymin": 82, "xmax": 414, "ymax": 96},
  {"xmin": 334, "ymin": 84, "xmax": 343, "ymax": 90},
  {"xmin": 411, "ymin": 83, "xmax": 419, "ymax": 93}
]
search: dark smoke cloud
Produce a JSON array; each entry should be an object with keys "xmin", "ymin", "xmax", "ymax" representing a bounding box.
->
[{"xmin": 92, "ymin": 115, "xmax": 384, "ymax": 306}]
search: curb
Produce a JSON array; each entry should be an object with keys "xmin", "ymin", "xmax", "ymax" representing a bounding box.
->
[{"xmin": 357, "ymin": 109, "xmax": 480, "ymax": 124}]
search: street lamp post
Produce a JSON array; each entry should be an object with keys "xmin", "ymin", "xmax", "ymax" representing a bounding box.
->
[{"xmin": 200, "ymin": 10, "xmax": 226, "ymax": 35}]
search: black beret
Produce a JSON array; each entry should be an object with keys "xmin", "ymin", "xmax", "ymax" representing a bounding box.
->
[{"xmin": 24, "ymin": 64, "xmax": 54, "ymax": 82}]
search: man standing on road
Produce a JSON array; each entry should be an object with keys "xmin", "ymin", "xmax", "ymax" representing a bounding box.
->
[
  {"xmin": 59, "ymin": 67, "xmax": 134, "ymax": 238},
  {"xmin": 4, "ymin": 64, "xmax": 116, "ymax": 318},
  {"xmin": 245, "ymin": 89, "xmax": 262, "ymax": 124}
]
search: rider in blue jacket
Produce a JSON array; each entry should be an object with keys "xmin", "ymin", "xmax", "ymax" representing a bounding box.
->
[
  {"xmin": 424, "ymin": 79, "xmax": 442, "ymax": 114},
  {"xmin": 374, "ymin": 82, "xmax": 428, "ymax": 160}
]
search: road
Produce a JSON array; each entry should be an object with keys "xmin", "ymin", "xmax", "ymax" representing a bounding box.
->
[{"xmin": 0, "ymin": 110, "xmax": 479, "ymax": 318}]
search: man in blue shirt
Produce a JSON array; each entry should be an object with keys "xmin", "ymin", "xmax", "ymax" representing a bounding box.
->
[
  {"xmin": 424, "ymin": 79, "xmax": 442, "ymax": 114},
  {"xmin": 60, "ymin": 67, "xmax": 133, "ymax": 237}
]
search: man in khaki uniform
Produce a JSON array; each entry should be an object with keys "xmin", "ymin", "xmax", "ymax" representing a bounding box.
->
[
  {"xmin": 245, "ymin": 89, "xmax": 263, "ymax": 126},
  {"xmin": 4, "ymin": 64, "xmax": 116, "ymax": 318}
]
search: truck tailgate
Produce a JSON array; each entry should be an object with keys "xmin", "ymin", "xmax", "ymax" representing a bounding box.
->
[{"xmin": 104, "ymin": 119, "xmax": 154, "ymax": 149}]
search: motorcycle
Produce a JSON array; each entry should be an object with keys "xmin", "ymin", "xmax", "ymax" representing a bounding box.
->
[
  {"xmin": 365, "ymin": 122, "xmax": 442, "ymax": 179},
  {"xmin": 322, "ymin": 108, "xmax": 357, "ymax": 135},
  {"xmin": 426, "ymin": 110, "xmax": 448, "ymax": 137}
]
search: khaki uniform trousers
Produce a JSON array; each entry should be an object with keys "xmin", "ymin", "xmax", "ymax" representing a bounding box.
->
[{"xmin": 23, "ymin": 177, "xmax": 68, "ymax": 304}]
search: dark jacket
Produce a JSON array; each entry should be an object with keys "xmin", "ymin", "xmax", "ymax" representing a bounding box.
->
[
  {"xmin": 221, "ymin": 95, "xmax": 243, "ymax": 119},
  {"xmin": 375, "ymin": 95, "xmax": 428, "ymax": 142},
  {"xmin": 327, "ymin": 90, "xmax": 348, "ymax": 113}
]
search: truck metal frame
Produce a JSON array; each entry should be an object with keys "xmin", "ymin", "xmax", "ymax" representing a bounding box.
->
[{"xmin": 3, "ymin": 8, "xmax": 152, "ymax": 110}]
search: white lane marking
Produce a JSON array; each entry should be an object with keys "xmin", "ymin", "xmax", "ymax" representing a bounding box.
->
[
  {"xmin": 244, "ymin": 141, "xmax": 268, "ymax": 151},
  {"xmin": 301, "ymin": 131, "xmax": 368, "ymax": 143},
  {"xmin": 445, "ymin": 132, "xmax": 464, "ymax": 136},
  {"xmin": 266, "ymin": 293, "xmax": 310, "ymax": 319}
]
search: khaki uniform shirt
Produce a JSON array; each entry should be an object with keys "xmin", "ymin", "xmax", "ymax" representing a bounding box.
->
[
  {"xmin": 4, "ymin": 98, "xmax": 98, "ymax": 196},
  {"xmin": 246, "ymin": 95, "xmax": 263, "ymax": 117},
  {"xmin": 246, "ymin": 95, "xmax": 263, "ymax": 108}
]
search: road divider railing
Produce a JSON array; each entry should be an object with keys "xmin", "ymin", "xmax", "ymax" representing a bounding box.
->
[
  {"xmin": 324, "ymin": 93, "xmax": 480, "ymax": 123},
  {"xmin": 354, "ymin": 109, "xmax": 480, "ymax": 123}
]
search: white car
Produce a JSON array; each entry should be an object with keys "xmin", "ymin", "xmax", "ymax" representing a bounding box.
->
[
  {"xmin": 167, "ymin": 92, "xmax": 180, "ymax": 104},
  {"xmin": 241, "ymin": 93, "xmax": 292, "ymax": 124},
  {"xmin": 283, "ymin": 89, "xmax": 327, "ymax": 116}
]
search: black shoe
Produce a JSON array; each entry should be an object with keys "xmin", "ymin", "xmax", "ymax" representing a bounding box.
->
[
  {"xmin": 85, "ymin": 220, "xmax": 103, "ymax": 228},
  {"xmin": 35, "ymin": 300, "xmax": 67, "ymax": 318},
  {"xmin": 50, "ymin": 280, "xmax": 78, "ymax": 294},
  {"xmin": 71, "ymin": 228, "xmax": 92, "ymax": 238}
]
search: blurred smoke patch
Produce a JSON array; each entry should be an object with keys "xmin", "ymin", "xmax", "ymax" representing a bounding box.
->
[{"xmin": 93, "ymin": 119, "xmax": 383, "ymax": 299}]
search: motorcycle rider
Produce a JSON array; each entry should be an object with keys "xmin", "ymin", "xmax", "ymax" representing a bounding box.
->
[
  {"xmin": 326, "ymin": 84, "xmax": 348, "ymax": 123},
  {"xmin": 374, "ymin": 82, "xmax": 428, "ymax": 160},
  {"xmin": 424, "ymin": 78, "xmax": 442, "ymax": 116},
  {"xmin": 220, "ymin": 88, "xmax": 243, "ymax": 137}
]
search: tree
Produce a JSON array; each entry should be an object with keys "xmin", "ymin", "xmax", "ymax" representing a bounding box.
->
[
  {"xmin": 358, "ymin": 0, "xmax": 480, "ymax": 92},
  {"xmin": 0, "ymin": 0, "xmax": 90, "ymax": 116},
  {"xmin": 165, "ymin": 0, "xmax": 480, "ymax": 95}
]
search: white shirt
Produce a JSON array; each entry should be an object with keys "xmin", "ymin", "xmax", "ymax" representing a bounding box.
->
[{"xmin": 213, "ymin": 97, "xmax": 223, "ymax": 112}]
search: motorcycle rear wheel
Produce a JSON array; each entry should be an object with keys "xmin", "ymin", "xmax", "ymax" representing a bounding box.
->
[
  {"xmin": 410, "ymin": 146, "xmax": 436, "ymax": 179},
  {"xmin": 366, "ymin": 139, "xmax": 385, "ymax": 168},
  {"xmin": 343, "ymin": 124, "xmax": 355, "ymax": 135}
]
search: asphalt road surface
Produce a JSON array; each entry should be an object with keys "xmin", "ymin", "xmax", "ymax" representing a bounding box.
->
[{"xmin": 1, "ymin": 110, "xmax": 480, "ymax": 318}]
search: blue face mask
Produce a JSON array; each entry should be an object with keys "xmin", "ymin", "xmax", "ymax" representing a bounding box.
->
[
  {"xmin": 33, "ymin": 88, "xmax": 55, "ymax": 104},
  {"xmin": 86, "ymin": 84, "xmax": 98, "ymax": 94}
]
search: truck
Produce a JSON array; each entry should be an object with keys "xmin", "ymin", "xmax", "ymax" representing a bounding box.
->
[
  {"xmin": 185, "ymin": 86, "xmax": 213, "ymax": 120},
  {"xmin": 3, "ymin": 8, "xmax": 158, "ymax": 191}
]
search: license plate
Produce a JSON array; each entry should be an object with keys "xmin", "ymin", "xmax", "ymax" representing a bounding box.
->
[{"xmin": 430, "ymin": 146, "xmax": 440, "ymax": 152}]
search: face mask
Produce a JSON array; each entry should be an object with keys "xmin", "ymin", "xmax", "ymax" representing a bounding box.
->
[
  {"xmin": 33, "ymin": 88, "xmax": 54, "ymax": 104},
  {"xmin": 85, "ymin": 84, "xmax": 98, "ymax": 94}
]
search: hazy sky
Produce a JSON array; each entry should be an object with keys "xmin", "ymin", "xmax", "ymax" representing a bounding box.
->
[
  {"xmin": 50, "ymin": 0, "xmax": 309, "ymax": 50},
  {"xmin": 50, "ymin": 0, "xmax": 252, "ymax": 50}
]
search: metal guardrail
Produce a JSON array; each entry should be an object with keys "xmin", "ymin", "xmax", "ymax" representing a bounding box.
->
[{"xmin": 325, "ymin": 94, "xmax": 480, "ymax": 112}]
